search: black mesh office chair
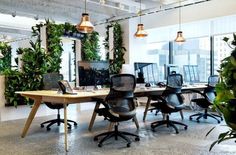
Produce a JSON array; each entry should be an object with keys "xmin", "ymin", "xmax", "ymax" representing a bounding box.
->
[
  {"xmin": 143, "ymin": 73, "xmax": 184, "ymax": 121},
  {"xmin": 150, "ymin": 86, "xmax": 188, "ymax": 134},
  {"xmin": 94, "ymin": 74, "xmax": 140, "ymax": 147},
  {"xmin": 40, "ymin": 73, "xmax": 77, "ymax": 131},
  {"xmin": 189, "ymin": 75, "xmax": 223, "ymax": 123}
]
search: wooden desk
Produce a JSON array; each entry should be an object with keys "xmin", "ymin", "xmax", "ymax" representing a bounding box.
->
[{"xmin": 16, "ymin": 85, "xmax": 206, "ymax": 151}]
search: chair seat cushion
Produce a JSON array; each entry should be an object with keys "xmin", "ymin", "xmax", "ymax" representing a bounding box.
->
[{"xmin": 191, "ymin": 98, "xmax": 212, "ymax": 108}]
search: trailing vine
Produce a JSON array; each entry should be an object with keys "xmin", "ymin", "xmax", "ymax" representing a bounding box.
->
[{"xmin": 104, "ymin": 22, "xmax": 126, "ymax": 74}]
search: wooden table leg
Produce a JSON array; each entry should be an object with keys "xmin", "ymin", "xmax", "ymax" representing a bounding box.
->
[
  {"xmin": 63, "ymin": 104, "xmax": 68, "ymax": 152},
  {"xmin": 21, "ymin": 97, "xmax": 41, "ymax": 138},
  {"xmin": 88, "ymin": 102, "xmax": 100, "ymax": 131},
  {"xmin": 133, "ymin": 115, "xmax": 139, "ymax": 129},
  {"xmin": 143, "ymin": 97, "xmax": 151, "ymax": 122}
]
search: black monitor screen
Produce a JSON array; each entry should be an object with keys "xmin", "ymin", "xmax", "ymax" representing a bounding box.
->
[
  {"xmin": 134, "ymin": 62, "xmax": 158, "ymax": 84},
  {"xmin": 78, "ymin": 61, "xmax": 110, "ymax": 86}
]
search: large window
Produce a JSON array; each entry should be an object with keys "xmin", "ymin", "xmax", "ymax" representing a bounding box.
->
[
  {"xmin": 146, "ymin": 41, "xmax": 169, "ymax": 81},
  {"xmin": 173, "ymin": 37, "xmax": 210, "ymax": 83},
  {"xmin": 213, "ymin": 34, "xmax": 233, "ymax": 75}
]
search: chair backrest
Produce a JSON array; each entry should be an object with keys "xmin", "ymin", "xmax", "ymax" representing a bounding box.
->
[
  {"xmin": 42, "ymin": 73, "xmax": 63, "ymax": 90},
  {"xmin": 208, "ymin": 75, "xmax": 219, "ymax": 87},
  {"xmin": 205, "ymin": 75, "xmax": 219, "ymax": 102},
  {"xmin": 105, "ymin": 74, "xmax": 136, "ymax": 118},
  {"xmin": 162, "ymin": 86, "xmax": 183, "ymax": 107},
  {"xmin": 166, "ymin": 73, "xmax": 183, "ymax": 88}
]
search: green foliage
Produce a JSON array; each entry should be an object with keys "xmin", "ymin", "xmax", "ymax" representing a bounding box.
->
[
  {"xmin": 81, "ymin": 31, "xmax": 101, "ymax": 61},
  {"xmin": 207, "ymin": 33, "xmax": 236, "ymax": 150},
  {"xmin": 4, "ymin": 69, "xmax": 29, "ymax": 107},
  {"xmin": 206, "ymin": 126, "xmax": 236, "ymax": 151},
  {"xmin": 104, "ymin": 22, "xmax": 126, "ymax": 74},
  {"xmin": 0, "ymin": 42, "xmax": 11, "ymax": 73},
  {"xmin": 3, "ymin": 19, "xmax": 101, "ymax": 106},
  {"xmin": 45, "ymin": 20, "xmax": 64, "ymax": 72},
  {"xmin": 4, "ymin": 41, "xmax": 47, "ymax": 106}
]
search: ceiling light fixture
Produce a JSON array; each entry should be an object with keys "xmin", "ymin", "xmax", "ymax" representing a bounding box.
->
[
  {"xmin": 76, "ymin": 0, "xmax": 94, "ymax": 33},
  {"xmin": 175, "ymin": 0, "xmax": 185, "ymax": 43},
  {"xmin": 134, "ymin": 0, "xmax": 148, "ymax": 38}
]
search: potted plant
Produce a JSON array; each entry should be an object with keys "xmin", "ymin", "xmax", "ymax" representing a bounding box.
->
[{"xmin": 206, "ymin": 33, "xmax": 236, "ymax": 151}]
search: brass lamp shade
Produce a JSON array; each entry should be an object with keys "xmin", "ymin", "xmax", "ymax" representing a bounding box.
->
[
  {"xmin": 76, "ymin": 13, "xmax": 94, "ymax": 33},
  {"xmin": 175, "ymin": 31, "xmax": 185, "ymax": 42},
  {"xmin": 135, "ymin": 24, "xmax": 148, "ymax": 38}
]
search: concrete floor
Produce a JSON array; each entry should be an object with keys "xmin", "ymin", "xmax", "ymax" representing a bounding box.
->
[{"xmin": 0, "ymin": 103, "xmax": 235, "ymax": 155}]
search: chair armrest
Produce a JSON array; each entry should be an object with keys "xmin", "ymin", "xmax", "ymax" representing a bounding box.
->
[
  {"xmin": 186, "ymin": 89, "xmax": 207, "ymax": 98},
  {"xmin": 149, "ymin": 94, "xmax": 166, "ymax": 102},
  {"xmin": 92, "ymin": 97, "xmax": 109, "ymax": 109}
]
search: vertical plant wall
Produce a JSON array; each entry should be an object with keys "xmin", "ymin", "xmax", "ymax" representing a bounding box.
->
[
  {"xmin": 81, "ymin": 31, "xmax": 101, "ymax": 61},
  {"xmin": 104, "ymin": 22, "xmax": 126, "ymax": 74},
  {"xmin": 3, "ymin": 19, "xmax": 101, "ymax": 106},
  {"xmin": 0, "ymin": 42, "xmax": 11, "ymax": 73}
]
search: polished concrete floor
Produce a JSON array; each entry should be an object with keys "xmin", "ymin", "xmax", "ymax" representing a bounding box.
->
[{"xmin": 0, "ymin": 102, "xmax": 235, "ymax": 155}]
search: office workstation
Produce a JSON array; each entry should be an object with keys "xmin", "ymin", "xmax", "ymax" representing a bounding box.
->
[{"xmin": 0, "ymin": 0, "xmax": 236, "ymax": 154}]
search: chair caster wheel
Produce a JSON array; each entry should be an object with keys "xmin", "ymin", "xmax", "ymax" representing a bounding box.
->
[
  {"xmin": 94, "ymin": 137, "xmax": 98, "ymax": 141},
  {"xmin": 184, "ymin": 126, "xmax": 188, "ymax": 130},
  {"xmin": 220, "ymin": 117, "xmax": 223, "ymax": 121},
  {"xmin": 41, "ymin": 124, "xmax": 44, "ymax": 128},
  {"xmin": 98, "ymin": 143, "xmax": 102, "ymax": 147},
  {"xmin": 74, "ymin": 123, "xmax": 78, "ymax": 126},
  {"xmin": 46, "ymin": 128, "xmax": 51, "ymax": 131},
  {"xmin": 135, "ymin": 137, "xmax": 140, "ymax": 141},
  {"xmin": 68, "ymin": 126, "xmax": 71, "ymax": 130},
  {"xmin": 197, "ymin": 120, "xmax": 200, "ymax": 123},
  {"xmin": 127, "ymin": 143, "xmax": 130, "ymax": 147},
  {"xmin": 217, "ymin": 120, "xmax": 220, "ymax": 124},
  {"xmin": 176, "ymin": 131, "xmax": 179, "ymax": 134},
  {"xmin": 189, "ymin": 117, "xmax": 192, "ymax": 120}
]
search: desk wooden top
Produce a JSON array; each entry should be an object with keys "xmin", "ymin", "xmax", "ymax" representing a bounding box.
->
[{"xmin": 16, "ymin": 84, "xmax": 207, "ymax": 98}]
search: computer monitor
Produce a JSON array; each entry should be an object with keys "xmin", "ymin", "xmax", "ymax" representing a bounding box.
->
[
  {"xmin": 78, "ymin": 61, "xmax": 110, "ymax": 87},
  {"xmin": 134, "ymin": 62, "xmax": 158, "ymax": 84}
]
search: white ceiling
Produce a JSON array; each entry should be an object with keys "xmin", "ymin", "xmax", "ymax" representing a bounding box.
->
[{"xmin": 0, "ymin": 0, "xmax": 207, "ymax": 42}]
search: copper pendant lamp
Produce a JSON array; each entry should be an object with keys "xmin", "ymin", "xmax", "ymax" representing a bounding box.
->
[
  {"xmin": 76, "ymin": 0, "xmax": 94, "ymax": 33},
  {"xmin": 175, "ymin": 0, "xmax": 185, "ymax": 43},
  {"xmin": 134, "ymin": 0, "xmax": 148, "ymax": 38}
]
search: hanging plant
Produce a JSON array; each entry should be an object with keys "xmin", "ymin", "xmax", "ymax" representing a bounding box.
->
[{"xmin": 104, "ymin": 22, "xmax": 126, "ymax": 74}]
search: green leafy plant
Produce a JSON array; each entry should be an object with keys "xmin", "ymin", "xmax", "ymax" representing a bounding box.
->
[
  {"xmin": 81, "ymin": 31, "xmax": 101, "ymax": 61},
  {"xmin": 104, "ymin": 22, "xmax": 126, "ymax": 74},
  {"xmin": 3, "ymin": 19, "xmax": 101, "ymax": 106},
  {"xmin": 207, "ymin": 33, "xmax": 236, "ymax": 151},
  {"xmin": 0, "ymin": 42, "xmax": 11, "ymax": 73}
]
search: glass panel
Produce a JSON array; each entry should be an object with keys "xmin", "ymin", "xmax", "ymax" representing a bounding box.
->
[
  {"xmin": 173, "ymin": 37, "xmax": 210, "ymax": 83},
  {"xmin": 146, "ymin": 41, "xmax": 169, "ymax": 82},
  {"xmin": 213, "ymin": 34, "xmax": 233, "ymax": 75}
]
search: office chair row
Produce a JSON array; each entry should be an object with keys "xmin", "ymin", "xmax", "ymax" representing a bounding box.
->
[{"xmin": 40, "ymin": 73, "xmax": 222, "ymax": 148}]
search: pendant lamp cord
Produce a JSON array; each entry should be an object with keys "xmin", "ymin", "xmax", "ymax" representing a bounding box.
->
[
  {"xmin": 139, "ymin": 0, "xmax": 141, "ymax": 24},
  {"xmin": 179, "ymin": 0, "xmax": 181, "ymax": 31},
  {"xmin": 85, "ymin": 0, "xmax": 87, "ymax": 13}
]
